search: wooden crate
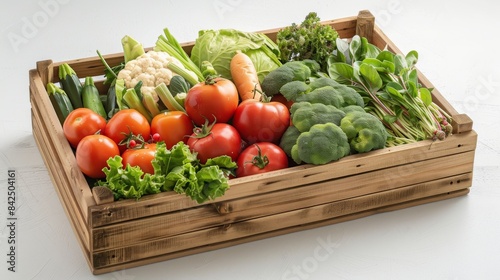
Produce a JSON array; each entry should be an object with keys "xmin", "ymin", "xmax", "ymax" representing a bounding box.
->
[{"xmin": 29, "ymin": 10, "xmax": 477, "ymax": 274}]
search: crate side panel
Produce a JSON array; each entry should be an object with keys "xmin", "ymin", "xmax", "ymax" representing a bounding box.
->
[
  {"xmin": 31, "ymin": 100, "xmax": 91, "ymax": 262},
  {"xmin": 92, "ymin": 150, "xmax": 474, "ymax": 251},
  {"xmin": 91, "ymin": 187, "xmax": 468, "ymax": 274},
  {"xmin": 91, "ymin": 172, "xmax": 471, "ymax": 269},
  {"xmin": 89, "ymin": 131, "xmax": 476, "ymax": 227}
]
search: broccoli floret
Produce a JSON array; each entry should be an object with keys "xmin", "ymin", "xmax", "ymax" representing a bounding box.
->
[
  {"xmin": 279, "ymin": 125, "xmax": 301, "ymax": 158},
  {"xmin": 295, "ymin": 86, "xmax": 344, "ymax": 108},
  {"xmin": 291, "ymin": 123, "xmax": 350, "ymax": 165},
  {"xmin": 340, "ymin": 111, "xmax": 388, "ymax": 153},
  {"xmin": 290, "ymin": 102, "xmax": 346, "ymax": 132},
  {"xmin": 261, "ymin": 61, "xmax": 311, "ymax": 96},
  {"xmin": 277, "ymin": 12, "xmax": 339, "ymax": 71},
  {"xmin": 279, "ymin": 80, "xmax": 311, "ymax": 101},
  {"xmin": 341, "ymin": 105, "xmax": 366, "ymax": 114},
  {"xmin": 309, "ymin": 77, "xmax": 364, "ymax": 107}
]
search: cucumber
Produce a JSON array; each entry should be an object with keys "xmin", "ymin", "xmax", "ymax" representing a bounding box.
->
[
  {"xmin": 82, "ymin": 77, "xmax": 107, "ymax": 119},
  {"xmin": 58, "ymin": 63, "xmax": 83, "ymax": 109},
  {"xmin": 46, "ymin": 82, "xmax": 74, "ymax": 124}
]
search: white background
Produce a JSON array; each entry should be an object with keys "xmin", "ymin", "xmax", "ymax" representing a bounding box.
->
[{"xmin": 1, "ymin": 0, "xmax": 499, "ymax": 279}]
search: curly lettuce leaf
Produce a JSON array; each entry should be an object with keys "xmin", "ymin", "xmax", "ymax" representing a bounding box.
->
[{"xmin": 97, "ymin": 142, "xmax": 236, "ymax": 203}]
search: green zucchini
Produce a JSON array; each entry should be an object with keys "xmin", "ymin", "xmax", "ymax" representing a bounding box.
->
[
  {"xmin": 105, "ymin": 85, "xmax": 117, "ymax": 119},
  {"xmin": 46, "ymin": 82, "xmax": 74, "ymax": 124},
  {"xmin": 58, "ymin": 63, "xmax": 83, "ymax": 109},
  {"xmin": 82, "ymin": 77, "xmax": 107, "ymax": 118}
]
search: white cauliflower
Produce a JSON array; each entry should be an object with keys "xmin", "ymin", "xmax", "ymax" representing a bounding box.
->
[{"xmin": 117, "ymin": 50, "xmax": 197, "ymax": 96}]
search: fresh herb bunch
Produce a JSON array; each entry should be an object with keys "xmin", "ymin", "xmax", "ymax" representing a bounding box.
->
[
  {"xmin": 328, "ymin": 36, "xmax": 452, "ymax": 146},
  {"xmin": 277, "ymin": 12, "xmax": 338, "ymax": 71}
]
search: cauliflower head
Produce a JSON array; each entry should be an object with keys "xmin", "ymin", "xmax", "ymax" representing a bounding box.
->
[{"xmin": 117, "ymin": 50, "xmax": 197, "ymax": 96}]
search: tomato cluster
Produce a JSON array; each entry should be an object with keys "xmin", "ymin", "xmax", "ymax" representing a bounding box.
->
[{"xmin": 64, "ymin": 77, "xmax": 292, "ymax": 179}]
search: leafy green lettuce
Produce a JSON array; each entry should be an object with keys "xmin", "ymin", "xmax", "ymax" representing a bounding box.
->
[
  {"xmin": 97, "ymin": 142, "xmax": 237, "ymax": 203},
  {"xmin": 190, "ymin": 29, "xmax": 282, "ymax": 82}
]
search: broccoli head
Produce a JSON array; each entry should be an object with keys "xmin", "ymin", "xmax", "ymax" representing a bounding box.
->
[
  {"xmin": 309, "ymin": 77, "xmax": 364, "ymax": 107},
  {"xmin": 341, "ymin": 105, "xmax": 366, "ymax": 114},
  {"xmin": 290, "ymin": 102, "xmax": 346, "ymax": 132},
  {"xmin": 295, "ymin": 86, "xmax": 344, "ymax": 108},
  {"xmin": 340, "ymin": 111, "xmax": 388, "ymax": 153},
  {"xmin": 261, "ymin": 61, "xmax": 311, "ymax": 96},
  {"xmin": 291, "ymin": 122, "xmax": 351, "ymax": 165},
  {"xmin": 279, "ymin": 125, "xmax": 302, "ymax": 158},
  {"xmin": 279, "ymin": 80, "xmax": 311, "ymax": 101}
]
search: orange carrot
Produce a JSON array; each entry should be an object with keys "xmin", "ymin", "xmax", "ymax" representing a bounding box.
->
[{"xmin": 230, "ymin": 50, "xmax": 262, "ymax": 101}]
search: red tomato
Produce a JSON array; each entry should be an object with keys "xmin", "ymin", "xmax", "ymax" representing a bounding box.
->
[
  {"xmin": 75, "ymin": 134, "xmax": 120, "ymax": 179},
  {"xmin": 121, "ymin": 143, "xmax": 156, "ymax": 174},
  {"xmin": 150, "ymin": 111, "xmax": 194, "ymax": 149},
  {"xmin": 184, "ymin": 77, "xmax": 239, "ymax": 126},
  {"xmin": 63, "ymin": 108, "xmax": 107, "ymax": 148},
  {"xmin": 104, "ymin": 109, "xmax": 151, "ymax": 153},
  {"xmin": 187, "ymin": 123, "xmax": 242, "ymax": 164},
  {"xmin": 236, "ymin": 142, "xmax": 288, "ymax": 177},
  {"xmin": 232, "ymin": 99, "xmax": 290, "ymax": 144}
]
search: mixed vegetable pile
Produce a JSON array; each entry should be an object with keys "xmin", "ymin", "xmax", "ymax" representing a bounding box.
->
[{"xmin": 47, "ymin": 12, "xmax": 452, "ymax": 203}]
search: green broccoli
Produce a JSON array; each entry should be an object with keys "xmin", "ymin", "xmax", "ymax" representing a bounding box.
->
[
  {"xmin": 279, "ymin": 125, "xmax": 302, "ymax": 158},
  {"xmin": 279, "ymin": 80, "xmax": 311, "ymax": 101},
  {"xmin": 295, "ymin": 86, "xmax": 344, "ymax": 108},
  {"xmin": 290, "ymin": 102, "xmax": 346, "ymax": 132},
  {"xmin": 291, "ymin": 123, "xmax": 351, "ymax": 165},
  {"xmin": 309, "ymin": 77, "xmax": 364, "ymax": 107},
  {"xmin": 340, "ymin": 111, "xmax": 388, "ymax": 153},
  {"xmin": 341, "ymin": 105, "xmax": 366, "ymax": 114},
  {"xmin": 261, "ymin": 61, "xmax": 311, "ymax": 96}
]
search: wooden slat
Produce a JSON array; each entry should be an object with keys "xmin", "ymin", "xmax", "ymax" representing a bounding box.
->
[
  {"xmin": 91, "ymin": 172, "xmax": 470, "ymax": 269},
  {"xmin": 92, "ymin": 151, "xmax": 473, "ymax": 251},
  {"xmin": 89, "ymin": 130, "xmax": 476, "ymax": 227}
]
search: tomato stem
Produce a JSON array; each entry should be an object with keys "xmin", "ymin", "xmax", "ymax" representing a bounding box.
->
[
  {"xmin": 249, "ymin": 144, "xmax": 269, "ymax": 169},
  {"xmin": 191, "ymin": 117, "xmax": 216, "ymax": 138},
  {"xmin": 119, "ymin": 128, "xmax": 147, "ymax": 149}
]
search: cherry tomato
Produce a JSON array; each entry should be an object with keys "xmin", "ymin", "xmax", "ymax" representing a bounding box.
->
[
  {"xmin": 121, "ymin": 143, "xmax": 156, "ymax": 175},
  {"xmin": 150, "ymin": 111, "xmax": 194, "ymax": 149},
  {"xmin": 75, "ymin": 134, "xmax": 120, "ymax": 179},
  {"xmin": 232, "ymin": 99, "xmax": 290, "ymax": 144},
  {"xmin": 236, "ymin": 142, "xmax": 288, "ymax": 177},
  {"xmin": 63, "ymin": 108, "xmax": 107, "ymax": 148},
  {"xmin": 187, "ymin": 123, "xmax": 242, "ymax": 164},
  {"xmin": 185, "ymin": 77, "xmax": 239, "ymax": 126},
  {"xmin": 104, "ymin": 109, "xmax": 151, "ymax": 153}
]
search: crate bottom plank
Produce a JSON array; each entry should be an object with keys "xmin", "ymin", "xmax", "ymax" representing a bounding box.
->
[{"xmin": 91, "ymin": 171, "xmax": 471, "ymax": 271}]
